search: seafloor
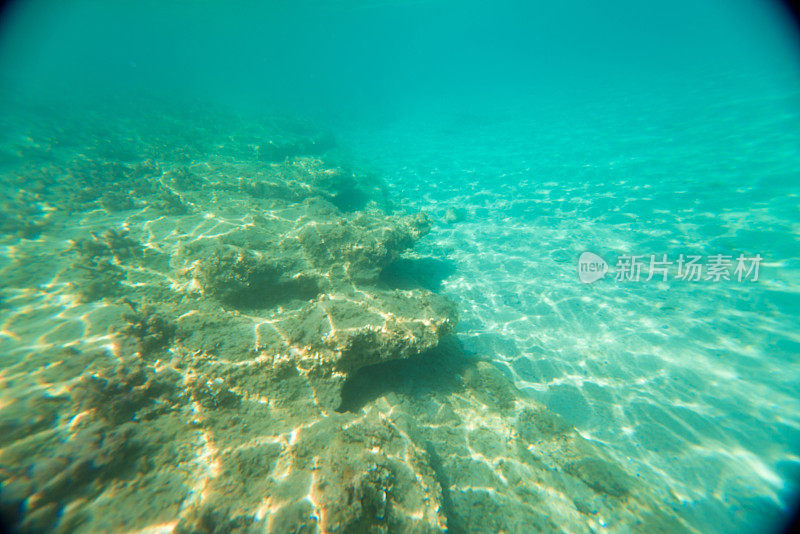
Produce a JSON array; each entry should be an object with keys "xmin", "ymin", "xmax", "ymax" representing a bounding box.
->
[
  {"xmin": 335, "ymin": 75, "xmax": 800, "ymax": 534},
  {"xmin": 0, "ymin": 100, "xmax": 696, "ymax": 533}
]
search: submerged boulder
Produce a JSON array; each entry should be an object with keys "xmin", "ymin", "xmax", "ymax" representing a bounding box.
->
[
  {"xmin": 0, "ymin": 106, "xmax": 461, "ymax": 533},
  {"xmin": 173, "ymin": 171, "xmax": 452, "ymax": 409},
  {"xmin": 280, "ymin": 289, "xmax": 457, "ymax": 409}
]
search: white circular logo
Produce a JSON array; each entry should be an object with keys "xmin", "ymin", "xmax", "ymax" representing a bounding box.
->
[{"xmin": 578, "ymin": 251, "xmax": 608, "ymax": 284}]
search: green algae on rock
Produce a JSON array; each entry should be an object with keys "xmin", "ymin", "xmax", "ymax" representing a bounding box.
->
[{"xmin": 118, "ymin": 302, "xmax": 177, "ymax": 357}]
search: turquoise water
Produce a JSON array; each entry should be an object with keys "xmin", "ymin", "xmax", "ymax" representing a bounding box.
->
[
  {"xmin": 338, "ymin": 77, "xmax": 800, "ymax": 532},
  {"xmin": 1, "ymin": 1, "xmax": 799, "ymax": 532}
]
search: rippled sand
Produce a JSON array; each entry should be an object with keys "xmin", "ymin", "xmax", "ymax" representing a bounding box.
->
[{"xmin": 338, "ymin": 80, "xmax": 800, "ymax": 532}]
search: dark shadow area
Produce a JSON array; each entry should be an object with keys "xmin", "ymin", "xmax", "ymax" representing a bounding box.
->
[
  {"xmin": 329, "ymin": 178, "xmax": 370, "ymax": 212},
  {"xmin": 196, "ymin": 247, "xmax": 321, "ymax": 311},
  {"xmin": 423, "ymin": 441, "xmax": 465, "ymax": 534},
  {"xmin": 0, "ymin": 0, "xmax": 15, "ymax": 22},
  {"xmin": 0, "ymin": 507, "xmax": 15, "ymax": 534},
  {"xmin": 778, "ymin": 0, "xmax": 800, "ymax": 43},
  {"xmin": 223, "ymin": 274, "xmax": 321, "ymax": 311},
  {"xmin": 379, "ymin": 256, "xmax": 457, "ymax": 291},
  {"xmin": 781, "ymin": 502, "xmax": 800, "ymax": 534},
  {"xmin": 336, "ymin": 335, "xmax": 475, "ymax": 413}
]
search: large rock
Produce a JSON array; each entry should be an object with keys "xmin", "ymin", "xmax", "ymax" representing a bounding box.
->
[
  {"xmin": 3, "ymin": 105, "xmax": 689, "ymax": 534},
  {"xmin": 0, "ymin": 106, "xmax": 461, "ymax": 532}
]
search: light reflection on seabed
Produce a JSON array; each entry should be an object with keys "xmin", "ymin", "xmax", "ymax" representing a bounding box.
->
[
  {"xmin": 348, "ymin": 91, "xmax": 800, "ymax": 533},
  {"xmin": 2, "ymin": 92, "xmax": 800, "ymax": 533},
  {"xmin": 0, "ymin": 104, "xmax": 702, "ymax": 533}
]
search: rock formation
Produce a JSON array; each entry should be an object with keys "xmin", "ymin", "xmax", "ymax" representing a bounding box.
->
[{"xmin": 0, "ymin": 102, "xmax": 690, "ymax": 533}]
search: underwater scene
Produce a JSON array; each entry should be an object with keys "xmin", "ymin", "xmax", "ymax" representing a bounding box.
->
[{"xmin": 0, "ymin": 0, "xmax": 799, "ymax": 532}]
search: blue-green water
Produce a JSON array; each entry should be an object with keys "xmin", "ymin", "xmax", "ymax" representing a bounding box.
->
[{"xmin": 1, "ymin": 1, "xmax": 799, "ymax": 533}]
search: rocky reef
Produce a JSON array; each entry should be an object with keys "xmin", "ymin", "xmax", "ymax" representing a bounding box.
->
[{"xmin": 0, "ymin": 101, "xmax": 691, "ymax": 533}]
